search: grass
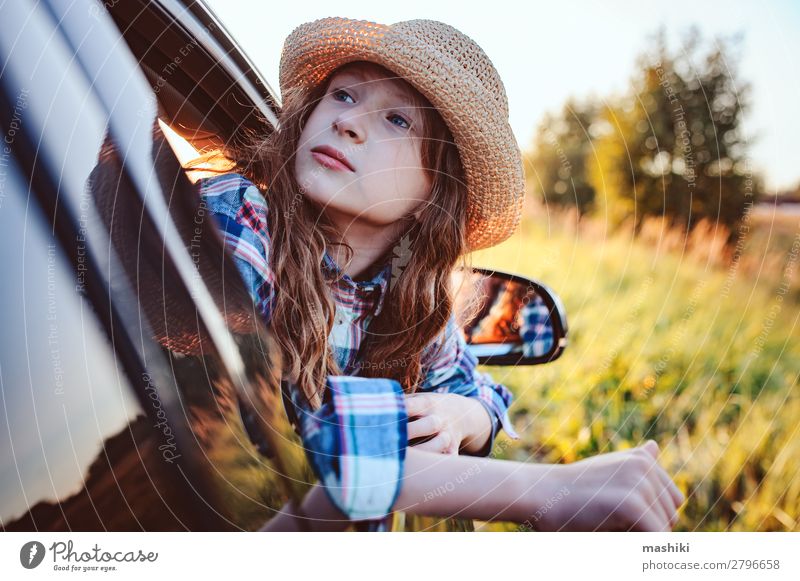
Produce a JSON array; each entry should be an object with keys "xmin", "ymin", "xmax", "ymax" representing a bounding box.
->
[{"xmin": 470, "ymin": 204, "xmax": 800, "ymax": 531}]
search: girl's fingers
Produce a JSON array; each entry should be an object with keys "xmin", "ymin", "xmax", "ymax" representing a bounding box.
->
[
  {"xmin": 665, "ymin": 473, "xmax": 685, "ymax": 510},
  {"xmin": 640, "ymin": 440, "xmax": 659, "ymax": 460},
  {"xmin": 412, "ymin": 431, "xmax": 452, "ymax": 454},
  {"xmin": 639, "ymin": 475, "xmax": 672, "ymax": 532},
  {"xmin": 652, "ymin": 485, "xmax": 675, "ymax": 530},
  {"xmin": 644, "ymin": 461, "xmax": 680, "ymax": 529},
  {"xmin": 638, "ymin": 442, "xmax": 682, "ymax": 527},
  {"xmin": 641, "ymin": 443, "xmax": 685, "ymax": 511},
  {"xmin": 653, "ymin": 463, "xmax": 681, "ymax": 509},
  {"xmin": 628, "ymin": 498, "xmax": 666, "ymax": 532},
  {"xmin": 407, "ymin": 414, "xmax": 442, "ymax": 440},
  {"xmin": 404, "ymin": 394, "xmax": 432, "ymax": 418},
  {"xmin": 653, "ymin": 463, "xmax": 685, "ymax": 522}
]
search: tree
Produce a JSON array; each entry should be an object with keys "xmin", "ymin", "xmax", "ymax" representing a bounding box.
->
[
  {"xmin": 525, "ymin": 98, "xmax": 597, "ymax": 215},
  {"xmin": 587, "ymin": 27, "xmax": 759, "ymax": 235}
]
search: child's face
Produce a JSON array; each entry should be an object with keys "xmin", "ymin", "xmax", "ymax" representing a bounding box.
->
[{"xmin": 294, "ymin": 64, "xmax": 432, "ymax": 232}]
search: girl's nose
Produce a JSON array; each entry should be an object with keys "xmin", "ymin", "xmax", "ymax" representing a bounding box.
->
[{"xmin": 333, "ymin": 111, "xmax": 366, "ymax": 143}]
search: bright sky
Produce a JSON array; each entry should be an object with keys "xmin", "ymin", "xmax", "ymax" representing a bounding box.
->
[{"xmin": 205, "ymin": 0, "xmax": 800, "ymax": 192}]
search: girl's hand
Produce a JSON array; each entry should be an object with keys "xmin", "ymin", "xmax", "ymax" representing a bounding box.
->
[
  {"xmin": 404, "ymin": 392, "xmax": 492, "ymax": 455},
  {"xmin": 527, "ymin": 440, "xmax": 685, "ymax": 532}
]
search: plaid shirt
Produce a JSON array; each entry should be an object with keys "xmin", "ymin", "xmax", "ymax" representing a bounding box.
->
[
  {"xmin": 197, "ymin": 173, "xmax": 518, "ymax": 524},
  {"xmin": 521, "ymin": 297, "xmax": 555, "ymax": 357}
]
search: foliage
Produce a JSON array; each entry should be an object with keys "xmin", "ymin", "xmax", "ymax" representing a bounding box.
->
[
  {"xmin": 526, "ymin": 27, "xmax": 762, "ymax": 237},
  {"xmin": 471, "ymin": 208, "xmax": 800, "ymax": 531}
]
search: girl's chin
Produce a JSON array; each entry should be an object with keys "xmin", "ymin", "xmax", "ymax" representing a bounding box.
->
[{"xmin": 302, "ymin": 191, "xmax": 359, "ymax": 218}]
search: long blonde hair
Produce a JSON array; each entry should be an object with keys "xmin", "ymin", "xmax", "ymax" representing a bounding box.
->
[{"xmin": 197, "ymin": 62, "xmax": 469, "ymax": 408}]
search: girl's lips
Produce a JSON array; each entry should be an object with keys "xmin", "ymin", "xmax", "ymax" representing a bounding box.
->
[{"xmin": 310, "ymin": 146, "xmax": 355, "ymax": 172}]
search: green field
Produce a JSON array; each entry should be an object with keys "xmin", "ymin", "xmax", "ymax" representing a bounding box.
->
[{"xmin": 472, "ymin": 206, "xmax": 800, "ymax": 531}]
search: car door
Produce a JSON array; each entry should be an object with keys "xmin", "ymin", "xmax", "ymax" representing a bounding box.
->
[{"xmin": 1, "ymin": 0, "xmax": 311, "ymax": 531}]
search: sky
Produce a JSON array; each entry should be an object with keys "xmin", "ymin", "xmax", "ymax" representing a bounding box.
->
[{"xmin": 204, "ymin": 0, "xmax": 800, "ymax": 192}]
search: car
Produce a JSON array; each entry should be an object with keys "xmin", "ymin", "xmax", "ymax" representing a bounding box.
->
[{"xmin": 0, "ymin": 0, "xmax": 567, "ymax": 532}]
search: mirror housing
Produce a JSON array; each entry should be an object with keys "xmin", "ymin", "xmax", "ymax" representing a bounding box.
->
[{"xmin": 452, "ymin": 267, "xmax": 569, "ymax": 366}]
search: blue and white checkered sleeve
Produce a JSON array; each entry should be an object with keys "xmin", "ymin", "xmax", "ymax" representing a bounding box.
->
[
  {"xmin": 520, "ymin": 295, "xmax": 554, "ymax": 357},
  {"xmin": 197, "ymin": 173, "xmax": 275, "ymax": 322},
  {"xmin": 419, "ymin": 313, "xmax": 520, "ymax": 456},
  {"xmin": 287, "ymin": 376, "xmax": 408, "ymax": 522}
]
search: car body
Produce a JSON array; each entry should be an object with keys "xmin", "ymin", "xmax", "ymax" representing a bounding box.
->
[{"xmin": 0, "ymin": 0, "xmax": 567, "ymax": 531}]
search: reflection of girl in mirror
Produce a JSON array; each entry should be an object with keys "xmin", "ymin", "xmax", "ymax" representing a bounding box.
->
[
  {"xmin": 193, "ymin": 17, "xmax": 683, "ymax": 532},
  {"xmin": 458, "ymin": 274, "xmax": 507, "ymax": 342},
  {"xmin": 469, "ymin": 280, "xmax": 525, "ymax": 344},
  {"xmin": 520, "ymin": 293, "xmax": 555, "ymax": 358}
]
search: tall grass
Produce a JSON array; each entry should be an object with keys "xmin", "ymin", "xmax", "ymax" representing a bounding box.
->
[{"xmin": 471, "ymin": 204, "xmax": 800, "ymax": 531}]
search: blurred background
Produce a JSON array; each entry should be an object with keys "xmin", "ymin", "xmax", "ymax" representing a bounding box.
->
[{"xmin": 206, "ymin": 0, "xmax": 800, "ymax": 531}]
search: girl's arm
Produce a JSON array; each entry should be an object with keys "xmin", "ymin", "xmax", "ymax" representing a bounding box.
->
[
  {"xmin": 396, "ymin": 443, "xmax": 684, "ymax": 531},
  {"xmin": 264, "ymin": 441, "xmax": 684, "ymax": 532},
  {"xmin": 198, "ymin": 172, "xmax": 275, "ymax": 321}
]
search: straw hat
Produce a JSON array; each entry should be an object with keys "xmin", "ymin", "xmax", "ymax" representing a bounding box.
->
[{"xmin": 279, "ymin": 17, "xmax": 525, "ymax": 251}]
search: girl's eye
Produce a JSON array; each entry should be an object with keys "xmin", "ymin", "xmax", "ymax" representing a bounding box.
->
[
  {"xmin": 388, "ymin": 113, "xmax": 411, "ymax": 130},
  {"xmin": 332, "ymin": 89, "xmax": 354, "ymax": 103}
]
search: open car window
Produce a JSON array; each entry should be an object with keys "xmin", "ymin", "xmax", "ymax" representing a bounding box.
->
[
  {"xmin": 1, "ymin": 0, "xmax": 310, "ymax": 531},
  {"xmin": 106, "ymin": 0, "xmax": 279, "ymax": 154}
]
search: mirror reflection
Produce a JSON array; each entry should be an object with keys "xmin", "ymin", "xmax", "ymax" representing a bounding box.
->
[{"xmin": 451, "ymin": 268, "xmax": 562, "ymax": 362}]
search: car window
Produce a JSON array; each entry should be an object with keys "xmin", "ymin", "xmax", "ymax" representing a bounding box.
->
[
  {"xmin": 1, "ymin": 0, "xmax": 310, "ymax": 531},
  {"xmin": 105, "ymin": 0, "xmax": 278, "ymax": 159},
  {"xmin": 90, "ymin": 125, "xmax": 314, "ymax": 530},
  {"xmin": 0, "ymin": 155, "xmax": 208, "ymax": 531}
]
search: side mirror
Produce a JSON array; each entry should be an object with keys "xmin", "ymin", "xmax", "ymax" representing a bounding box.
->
[{"xmin": 451, "ymin": 267, "xmax": 569, "ymax": 366}]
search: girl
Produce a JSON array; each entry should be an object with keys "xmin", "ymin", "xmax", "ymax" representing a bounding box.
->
[{"xmin": 195, "ymin": 17, "xmax": 683, "ymax": 530}]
